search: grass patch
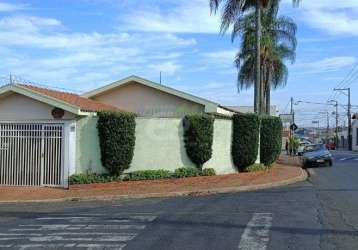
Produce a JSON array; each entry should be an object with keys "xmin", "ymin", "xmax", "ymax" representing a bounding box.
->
[
  {"xmin": 245, "ymin": 164, "xmax": 268, "ymax": 173},
  {"xmin": 69, "ymin": 173, "xmax": 121, "ymax": 185},
  {"xmin": 70, "ymin": 168, "xmax": 217, "ymax": 184}
]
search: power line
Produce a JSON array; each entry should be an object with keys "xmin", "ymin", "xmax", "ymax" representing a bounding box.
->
[{"xmin": 329, "ymin": 62, "xmax": 358, "ymax": 101}]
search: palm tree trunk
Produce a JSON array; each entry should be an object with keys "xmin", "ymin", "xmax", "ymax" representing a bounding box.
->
[
  {"xmin": 265, "ymin": 69, "xmax": 271, "ymax": 115},
  {"xmin": 261, "ymin": 61, "xmax": 266, "ymax": 114},
  {"xmin": 255, "ymin": 0, "xmax": 262, "ymax": 114},
  {"xmin": 266, "ymin": 82, "xmax": 271, "ymax": 115}
]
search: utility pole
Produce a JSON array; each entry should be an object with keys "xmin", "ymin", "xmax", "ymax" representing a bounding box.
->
[
  {"xmin": 326, "ymin": 112, "xmax": 329, "ymax": 142},
  {"xmin": 290, "ymin": 97, "xmax": 295, "ymax": 137},
  {"xmin": 328, "ymin": 100, "xmax": 339, "ymax": 147},
  {"xmin": 334, "ymin": 88, "xmax": 352, "ymax": 150},
  {"xmin": 332, "ymin": 101, "xmax": 339, "ymax": 146},
  {"xmin": 312, "ymin": 120, "xmax": 320, "ymax": 142},
  {"xmin": 319, "ymin": 111, "xmax": 330, "ymax": 142}
]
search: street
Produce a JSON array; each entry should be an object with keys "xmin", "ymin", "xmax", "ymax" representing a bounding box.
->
[{"xmin": 0, "ymin": 151, "xmax": 357, "ymax": 250}]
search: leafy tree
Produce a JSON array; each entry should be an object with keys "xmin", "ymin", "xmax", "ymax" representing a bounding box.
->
[
  {"xmin": 234, "ymin": 2, "xmax": 297, "ymax": 114},
  {"xmin": 210, "ymin": 0, "xmax": 299, "ymax": 114}
]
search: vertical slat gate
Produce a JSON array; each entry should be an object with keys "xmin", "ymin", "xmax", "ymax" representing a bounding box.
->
[{"xmin": 0, "ymin": 123, "xmax": 64, "ymax": 187}]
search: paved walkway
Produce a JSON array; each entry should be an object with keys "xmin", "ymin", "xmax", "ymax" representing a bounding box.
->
[{"xmin": 0, "ymin": 156, "xmax": 305, "ymax": 203}]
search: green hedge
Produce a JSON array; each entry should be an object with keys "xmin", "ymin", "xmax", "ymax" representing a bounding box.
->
[
  {"xmin": 183, "ymin": 114, "xmax": 214, "ymax": 169},
  {"xmin": 260, "ymin": 116, "xmax": 283, "ymax": 166},
  {"xmin": 69, "ymin": 173, "xmax": 121, "ymax": 185},
  {"xmin": 70, "ymin": 168, "xmax": 217, "ymax": 184},
  {"xmin": 246, "ymin": 163, "xmax": 267, "ymax": 172},
  {"xmin": 124, "ymin": 168, "xmax": 217, "ymax": 181},
  {"xmin": 124, "ymin": 170, "xmax": 172, "ymax": 181},
  {"xmin": 232, "ymin": 113, "xmax": 260, "ymax": 171},
  {"xmin": 97, "ymin": 111, "xmax": 136, "ymax": 175},
  {"xmin": 173, "ymin": 167, "xmax": 201, "ymax": 178}
]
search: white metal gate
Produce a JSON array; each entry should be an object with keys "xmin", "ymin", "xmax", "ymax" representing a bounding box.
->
[{"xmin": 0, "ymin": 123, "xmax": 64, "ymax": 187}]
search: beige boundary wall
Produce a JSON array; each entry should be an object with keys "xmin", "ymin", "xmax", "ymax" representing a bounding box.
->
[{"xmin": 75, "ymin": 116, "xmax": 237, "ymax": 175}]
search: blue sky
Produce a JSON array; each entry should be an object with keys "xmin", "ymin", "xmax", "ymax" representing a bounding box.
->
[{"xmin": 0, "ymin": 0, "xmax": 357, "ymax": 127}]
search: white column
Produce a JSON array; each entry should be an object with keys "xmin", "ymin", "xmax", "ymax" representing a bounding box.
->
[{"xmin": 63, "ymin": 121, "xmax": 76, "ymax": 188}]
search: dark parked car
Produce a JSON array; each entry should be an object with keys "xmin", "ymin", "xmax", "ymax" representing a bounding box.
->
[{"xmin": 302, "ymin": 144, "xmax": 333, "ymax": 168}]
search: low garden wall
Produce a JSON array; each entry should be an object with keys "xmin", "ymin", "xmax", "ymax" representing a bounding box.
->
[{"xmin": 75, "ymin": 116, "xmax": 236, "ymax": 175}]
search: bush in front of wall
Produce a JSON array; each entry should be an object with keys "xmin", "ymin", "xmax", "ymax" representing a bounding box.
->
[
  {"xmin": 97, "ymin": 111, "xmax": 136, "ymax": 176},
  {"xmin": 232, "ymin": 113, "xmax": 260, "ymax": 172},
  {"xmin": 245, "ymin": 163, "xmax": 268, "ymax": 172},
  {"xmin": 183, "ymin": 114, "xmax": 214, "ymax": 169},
  {"xmin": 173, "ymin": 167, "xmax": 201, "ymax": 178},
  {"xmin": 124, "ymin": 168, "xmax": 217, "ymax": 181},
  {"xmin": 123, "ymin": 170, "xmax": 172, "ymax": 181},
  {"xmin": 260, "ymin": 116, "xmax": 283, "ymax": 166},
  {"xmin": 69, "ymin": 173, "xmax": 121, "ymax": 185},
  {"xmin": 201, "ymin": 168, "xmax": 216, "ymax": 176}
]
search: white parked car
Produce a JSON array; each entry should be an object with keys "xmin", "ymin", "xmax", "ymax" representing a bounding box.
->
[{"xmin": 298, "ymin": 142, "xmax": 311, "ymax": 156}]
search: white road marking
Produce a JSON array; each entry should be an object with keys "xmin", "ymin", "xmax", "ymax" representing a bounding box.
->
[
  {"xmin": 340, "ymin": 158, "xmax": 348, "ymax": 161},
  {"xmin": 238, "ymin": 213, "xmax": 273, "ymax": 250},
  {"xmin": 76, "ymin": 243, "xmax": 126, "ymax": 249},
  {"xmin": 0, "ymin": 235, "xmax": 135, "ymax": 242},
  {"xmin": 1, "ymin": 214, "xmax": 157, "ymax": 249},
  {"xmin": 0, "ymin": 233, "xmax": 42, "ymax": 236},
  {"xmin": 37, "ymin": 215, "xmax": 157, "ymax": 223},
  {"xmin": 48, "ymin": 232, "xmax": 136, "ymax": 236},
  {"xmin": 36, "ymin": 217, "xmax": 93, "ymax": 220},
  {"xmin": 11, "ymin": 224, "xmax": 146, "ymax": 231},
  {"xmin": 353, "ymin": 158, "xmax": 358, "ymax": 161},
  {"xmin": 85, "ymin": 225, "xmax": 146, "ymax": 230},
  {"xmin": 29, "ymin": 235, "xmax": 135, "ymax": 242},
  {"xmin": 129, "ymin": 215, "xmax": 157, "ymax": 222},
  {"xmin": 16, "ymin": 244, "xmax": 76, "ymax": 249},
  {"xmin": 0, "ymin": 244, "xmax": 12, "ymax": 248}
]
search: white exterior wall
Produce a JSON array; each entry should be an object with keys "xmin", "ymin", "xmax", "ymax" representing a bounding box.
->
[
  {"xmin": 0, "ymin": 92, "xmax": 78, "ymax": 187},
  {"xmin": 91, "ymin": 82, "xmax": 205, "ymax": 117},
  {"xmin": 0, "ymin": 93, "xmax": 76, "ymax": 121},
  {"xmin": 76, "ymin": 117, "xmax": 237, "ymax": 175},
  {"xmin": 353, "ymin": 120, "xmax": 358, "ymax": 151}
]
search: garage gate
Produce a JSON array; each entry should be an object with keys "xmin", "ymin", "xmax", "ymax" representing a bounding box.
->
[{"xmin": 0, "ymin": 123, "xmax": 64, "ymax": 187}]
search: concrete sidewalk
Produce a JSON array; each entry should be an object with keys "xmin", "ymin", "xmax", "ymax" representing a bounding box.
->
[{"xmin": 0, "ymin": 156, "xmax": 306, "ymax": 203}]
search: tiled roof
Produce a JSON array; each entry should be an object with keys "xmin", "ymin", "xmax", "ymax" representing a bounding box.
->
[{"xmin": 18, "ymin": 84, "xmax": 121, "ymax": 112}]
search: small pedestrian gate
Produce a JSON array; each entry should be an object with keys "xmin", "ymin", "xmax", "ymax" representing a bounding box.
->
[{"xmin": 0, "ymin": 123, "xmax": 64, "ymax": 187}]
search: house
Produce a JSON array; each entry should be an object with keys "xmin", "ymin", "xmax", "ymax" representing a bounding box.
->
[
  {"xmin": 0, "ymin": 76, "xmax": 237, "ymax": 188},
  {"xmin": 226, "ymin": 105, "xmax": 278, "ymax": 116},
  {"xmin": 84, "ymin": 75, "xmax": 235, "ymax": 117},
  {"xmin": 353, "ymin": 118, "xmax": 358, "ymax": 151}
]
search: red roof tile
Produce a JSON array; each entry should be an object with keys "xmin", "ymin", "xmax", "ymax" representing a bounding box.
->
[{"xmin": 18, "ymin": 84, "xmax": 121, "ymax": 112}]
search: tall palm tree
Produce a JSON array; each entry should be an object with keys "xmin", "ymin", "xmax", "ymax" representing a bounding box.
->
[
  {"xmin": 210, "ymin": 0, "xmax": 299, "ymax": 114},
  {"xmin": 234, "ymin": 3, "xmax": 297, "ymax": 114}
]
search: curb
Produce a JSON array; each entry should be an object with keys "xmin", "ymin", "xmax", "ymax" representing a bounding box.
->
[{"xmin": 0, "ymin": 168, "xmax": 307, "ymax": 204}]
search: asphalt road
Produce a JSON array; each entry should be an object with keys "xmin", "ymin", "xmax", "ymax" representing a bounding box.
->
[{"xmin": 0, "ymin": 150, "xmax": 357, "ymax": 250}]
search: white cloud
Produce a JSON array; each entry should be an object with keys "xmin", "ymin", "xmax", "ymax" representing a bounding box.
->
[
  {"xmin": 294, "ymin": 56, "xmax": 357, "ymax": 74},
  {"xmin": 149, "ymin": 62, "xmax": 182, "ymax": 75},
  {"xmin": 0, "ymin": 16, "xmax": 62, "ymax": 33},
  {"xmin": 0, "ymin": 2, "xmax": 25, "ymax": 12},
  {"xmin": 118, "ymin": 0, "xmax": 220, "ymax": 33},
  {"xmin": 282, "ymin": 0, "xmax": 358, "ymax": 36},
  {"xmin": 202, "ymin": 49, "xmax": 237, "ymax": 63},
  {"xmin": 0, "ymin": 15, "xmax": 197, "ymax": 90}
]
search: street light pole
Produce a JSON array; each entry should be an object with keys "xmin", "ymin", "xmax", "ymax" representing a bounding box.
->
[
  {"xmin": 328, "ymin": 100, "xmax": 339, "ymax": 147},
  {"xmin": 318, "ymin": 111, "xmax": 330, "ymax": 142},
  {"xmin": 290, "ymin": 97, "xmax": 295, "ymax": 137},
  {"xmin": 334, "ymin": 102, "xmax": 338, "ymax": 146},
  {"xmin": 334, "ymin": 88, "xmax": 352, "ymax": 150}
]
